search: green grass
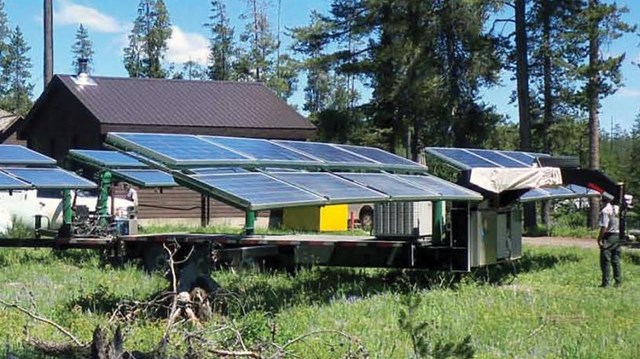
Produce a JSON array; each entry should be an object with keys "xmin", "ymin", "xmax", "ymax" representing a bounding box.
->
[{"xmin": 1, "ymin": 245, "xmax": 639, "ymax": 358}]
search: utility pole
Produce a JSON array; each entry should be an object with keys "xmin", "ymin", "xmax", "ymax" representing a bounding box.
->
[{"xmin": 44, "ymin": 0, "xmax": 54, "ymax": 87}]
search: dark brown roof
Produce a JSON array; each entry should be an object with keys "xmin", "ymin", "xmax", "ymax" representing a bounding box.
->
[{"xmin": 51, "ymin": 75, "xmax": 315, "ymax": 130}]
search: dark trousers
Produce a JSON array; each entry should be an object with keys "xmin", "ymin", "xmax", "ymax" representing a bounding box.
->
[{"xmin": 600, "ymin": 244, "xmax": 622, "ymax": 286}]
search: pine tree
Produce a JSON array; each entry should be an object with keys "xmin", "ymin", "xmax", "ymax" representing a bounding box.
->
[
  {"xmin": 205, "ymin": 0, "xmax": 234, "ymax": 81},
  {"xmin": 123, "ymin": 0, "xmax": 172, "ymax": 78},
  {"xmin": 71, "ymin": 24, "xmax": 94, "ymax": 74},
  {"xmin": 1, "ymin": 26, "xmax": 34, "ymax": 115},
  {"xmin": 238, "ymin": 0, "xmax": 276, "ymax": 82}
]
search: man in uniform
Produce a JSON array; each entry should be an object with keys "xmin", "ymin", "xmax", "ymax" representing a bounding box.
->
[{"xmin": 597, "ymin": 193, "xmax": 621, "ymax": 288}]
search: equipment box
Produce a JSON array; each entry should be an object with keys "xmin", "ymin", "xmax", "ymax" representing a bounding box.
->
[{"xmin": 283, "ymin": 204, "xmax": 348, "ymax": 232}]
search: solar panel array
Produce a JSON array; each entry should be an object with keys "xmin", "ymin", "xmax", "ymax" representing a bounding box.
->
[
  {"xmin": 107, "ymin": 132, "xmax": 426, "ymax": 172},
  {"xmin": 0, "ymin": 145, "xmax": 57, "ymax": 166},
  {"xmin": 113, "ymin": 169, "xmax": 177, "ymax": 188},
  {"xmin": 68, "ymin": 149, "xmax": 177, "ymax": 188},
  {"xmin": 68, "ymin": 149, "xmax": 147, "ymax": 168},
  {"xmin": 425, "ymin": 147, "xmax": 550, "ymax": 170},
  {"xmin": 0, "ymin": 145, "xmax": 97, "ymax": 190}
]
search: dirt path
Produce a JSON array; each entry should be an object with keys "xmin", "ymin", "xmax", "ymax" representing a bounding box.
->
[{"xmin": 523, "ymin": 236, "xmax": 597, "ymax": 248}]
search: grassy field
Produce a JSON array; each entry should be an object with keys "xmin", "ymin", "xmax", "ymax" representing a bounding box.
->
[{"xmin": 0, "ymin": 243, "xmax": 639, "ymax": 358}]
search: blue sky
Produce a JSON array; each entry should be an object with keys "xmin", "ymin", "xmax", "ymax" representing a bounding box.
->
[{"xmin": 7, "ymin": 0, "xmax": 640, "ymax": 132}]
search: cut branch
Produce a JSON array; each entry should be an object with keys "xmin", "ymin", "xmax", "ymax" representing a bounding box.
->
[{"xmin": 0, "ymin": 298, "xmax": 83, "ymax": 346}]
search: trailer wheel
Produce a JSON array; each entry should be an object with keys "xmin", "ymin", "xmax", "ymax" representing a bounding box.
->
[{"xmin": 359, "ymin": 206, "xmax": 374, "ymax": 229}]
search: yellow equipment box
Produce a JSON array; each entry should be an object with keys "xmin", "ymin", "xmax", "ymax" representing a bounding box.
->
[{"xmin": 283, "ymin": 204, "xmax": 348, "ymax": 232}]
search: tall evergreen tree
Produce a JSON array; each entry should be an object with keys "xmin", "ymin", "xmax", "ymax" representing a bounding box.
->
[
  {"xmin": 71, "ymin": 24, "xmax": 94, "ymax": 74},
  {"xmin": 1, "ymin": 27, "xmax": 33, "ymax": 115},
  {"xmin": 205, "ymin": 0, "xmax": 235, "ymax": 80},
  {"xmin": 237, "ymin": 0, "xmax": 276, "ymax": 82},
  {"xmin": 123, "ymin": 0, "xmax": 172, "ymax": 78},
  {"xmin": 571, "ymin": 0, "xmax": 635, "ymax": 228}
]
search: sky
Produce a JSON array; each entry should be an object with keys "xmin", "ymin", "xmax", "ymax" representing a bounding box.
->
[{"xmin": 7, "ymin": 0, "xmax": 640, "ymax": 132}]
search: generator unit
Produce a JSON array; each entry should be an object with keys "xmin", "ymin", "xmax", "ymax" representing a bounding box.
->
[{"xmin": 373, "ymin": 201, "xmax": 433, "ymax": 238}]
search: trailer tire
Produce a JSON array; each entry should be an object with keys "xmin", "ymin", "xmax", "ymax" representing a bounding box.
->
[{"xmin": 359, "ymin": 206, "xmax": 374, "ymax": 229}]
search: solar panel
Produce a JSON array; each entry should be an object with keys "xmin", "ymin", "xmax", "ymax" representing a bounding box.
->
[
  {"xmin": 0, "ymin": 171, "xmax": 31, "ymax": 190},
  {"xmin": 187, "ymin": 173, "xmax": 327, "ymax": 210},
  {"xmin": 396, "ymin": 174, "xmax": 483, "ymax": 201},
  {"xmin": 426, "ymin": 147, "xmax": 555, "ymax": 170},
  {"xmin": 275, "ymin": 140, "xmax": 377, "ymax": 167},
  {"xmin": 202, "ymin": 136, "xmax": 320, "ymax": 165},
  {"xmin": 112, "ymin": 169, "xmax": 176, "ymax": 188},
  {"xmin": 501, "ymin": 151, "xmax": 537, "ymax": 166},
  {"xmin": 269, "ymin": 172, "xmax": 388, "ymax": 203},
  {"xmin": 426, "ymin": 148, "xmax": 497, "ymax": 170},
  {"xmin": 466, "ymin": 149, "xmax": 528, "ymax": 168},
  {"xmin": 3, "ymin": 168, "xmax": 96, "ymax": 189},
  {"xmin": 337, "ymin": 173, "xmax": 442, "ymax": 200},
  {"xmin": 0, "ymin": 145, "xmax": 56, "ymax": 166},
  {"xmin": 336, "ymin": 144, "xmax": 425, "ymax": 170},
  {"xmin": 519, "ymin": 185, "xmax": 599, "ymax": 202},
  {"xmin": 69, "ymin": 149, "xmax": 147, "ymax": 168},
  {"xmin": 106, "ymin": 133, "xmax": 252, "ymax": 167}
]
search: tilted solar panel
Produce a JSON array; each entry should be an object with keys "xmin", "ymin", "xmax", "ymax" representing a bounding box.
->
[
  {"xmin": 202, "ymin": 136, "xmax": 320, "ymax": 165},
  {"xmin": 269, "ymin": 172, "xmax": 388, "ymax": 203},
  {"xmin": 500, "ymin": 151, "xmax": 537, "ymax": 166},
  {"xmin": 396, "ymin": 174, "xmax": 483, "ymax": 201},
  {"xmin": 335, "ymin": 144, "xmax": 425, "ymax": 169},
  {"xmin": 3, "ymin": 167, "xmax": 96, "ymax": 189},
  {"xmin": 112, "ymin": 169, "xmax": 177, "ymax": 188},
  {"xmin": 107, "ymin": 133, "xmax": 252, "ymax": 167},
  {"xmin": 466, "ymin": 149, "xmax": 528, "ymax": 168},
  {"xmin": 0, "ymin": 171, "xmax": 31, "ymax": 190},
  {"xmin": 336, "ymin": 173, "xmax": 442, "ymax": 200},
  {"xmin": 426, "ymin": 148, "xmax": 497, "ymax": 170},
  {"xmin": 519, "ymin": 185, "xmax": 599, "ymax": 202},
  {"xmin": 0, "ymin": 145, "xmax": 57, "ymax": 166},
  {"xmin": 274, "ymin": 140, "xmax": 377, "ymax": 167},
  {"xmin": 69, "ymin": 149, "xmax": 147, "ymax": 168},
  {"xmin": 186, "ymin": 173, "xmax": 327, "ymax": 210}
]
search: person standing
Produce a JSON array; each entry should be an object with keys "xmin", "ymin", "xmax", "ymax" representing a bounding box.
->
[
  {"xmin": 123, "ymin": 182, "xmax": 138, "ymax": 207},
  {"xmin": 597, "ymin": 193, "xmax": 621, "ymax": 288}
]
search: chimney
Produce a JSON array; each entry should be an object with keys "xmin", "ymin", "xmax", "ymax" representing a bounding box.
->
[
  {"xmin": 72, "ymin": 58, "xmax": 96, "ymax": 86},
  {"xmin": 78, "ymin": 58, "xmax": 88, "ymax": 76}
]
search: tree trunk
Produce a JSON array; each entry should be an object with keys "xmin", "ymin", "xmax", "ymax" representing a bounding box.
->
[
  {"xmin": 515, "ymin": 0, "xmax": 536, "ymax": 230},
  {"xmin": 587, "ymin": 0, "xmax": 601, "ymax": 229},
  {"xmin": 541, "ymin": 0, "xmax": 553, "ymax": 225},
  {"xmin": 44, "ymin": 0, "xmax": 53, "ymax": 87}
]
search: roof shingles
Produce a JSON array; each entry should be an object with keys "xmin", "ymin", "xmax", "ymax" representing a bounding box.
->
[{"xmin": 57, "ymin": 75, "xmax": 315, "ymax": 131}]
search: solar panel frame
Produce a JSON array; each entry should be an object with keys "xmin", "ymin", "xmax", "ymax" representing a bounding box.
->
[
  {"xmin": 201, "ymin": 136, "xmax": 322, "ymax": 167},
  {"xmin": 188, "ymin": 167, "xmax": 250, "ymax": 175},
  {"xmin": 268, "ymin": 171, "xmax": 389, "ymax": 204},
  {"xmin": 106, "ymin": 133, "xmax": 254, "ymax": 167},
  {"xmin": 0, "ymin": 145, "xmax": 57, "ymax": 166},
  {"xmin": 68, "ymin": 149, "xmax": 148, "ymax": 168},
  {"xmin": 181, "ymin": 172, "xmax": 328, "ymax": 210},
  {"xmin": 395, "ymin": 174, "xmax": 483, "ymax": 201},
  {"xmin": 111, "ymin": 169, "xmax": 177, "ymax": 188},
  {"xmin": 2, "ymin": 167, "xmax": 96, "ymax": 189},
  {"xmin": 0, "ymin": 171, "xmax": 32, "ymax": 190},
  {"xmin": 336, "ymin": 172, "xmax": 444, "ymax": 201}
]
